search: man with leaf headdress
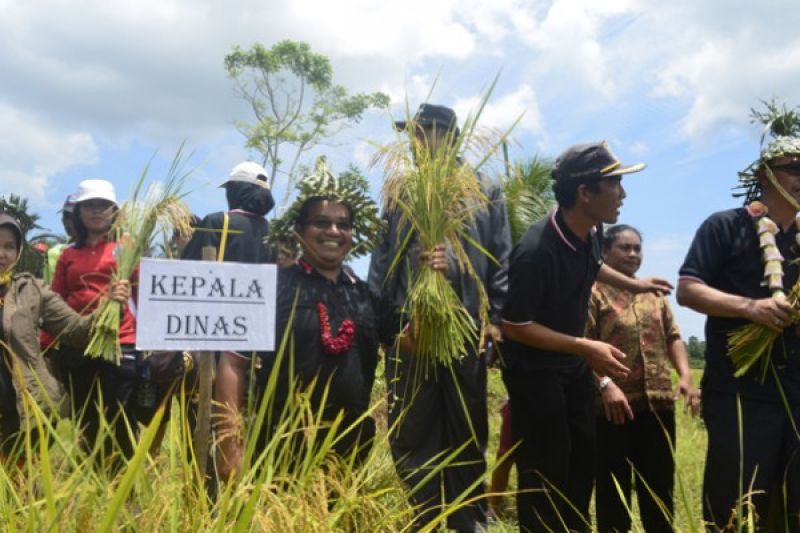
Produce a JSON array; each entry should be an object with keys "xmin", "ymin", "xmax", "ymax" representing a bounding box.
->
[
  {"xmin": 369, "ymin": 103, "xmax": 511, "ymax": 532},
  {"xmin": 678, "ymin": 100, "xmax": 800, "ymax": 530}
]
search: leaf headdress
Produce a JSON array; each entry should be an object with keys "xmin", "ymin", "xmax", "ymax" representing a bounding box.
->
[
  {"xmin": 267, "ymin": 156, "xmax": 382, "ymax": 258},
  {"xmin": 737, "ymin": 98, "xmax": 800, "ymax": 203}
]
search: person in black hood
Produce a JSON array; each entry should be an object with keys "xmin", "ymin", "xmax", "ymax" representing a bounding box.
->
[{"xmin": 181, "ymin": 161, "xmax": 276, "ymax": 263}]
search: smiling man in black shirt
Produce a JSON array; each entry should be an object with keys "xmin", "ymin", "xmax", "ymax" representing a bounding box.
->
[{"xmin": 501, "ymin": 141, "xmax": 672, "ymax": 532}]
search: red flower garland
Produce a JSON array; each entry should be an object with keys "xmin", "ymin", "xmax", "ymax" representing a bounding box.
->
[{"xmin": 317, "ymin": 302, "xmax": 355, "ymax": 356}]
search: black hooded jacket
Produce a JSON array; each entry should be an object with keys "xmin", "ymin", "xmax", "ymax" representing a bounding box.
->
[{"xmin": 181, "ymin": 182, "xmax": 276, "ymax": 263}]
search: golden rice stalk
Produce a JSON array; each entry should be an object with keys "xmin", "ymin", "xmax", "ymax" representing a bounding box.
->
[
  {"xmin": 372, "ymin": 77, "xmax": 518, "ymax": 367},
  {"xmin": 86, "ymin": 145, "xmax": 194, "ymax": 363},
  {"xmin": 728, "ymin": 280, "xmax": 800, "ymax": 381}
]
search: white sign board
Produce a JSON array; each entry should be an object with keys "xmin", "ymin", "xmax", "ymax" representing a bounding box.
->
[{"xmin": 135, "ymin": 258, "xmax": 277, "ymax": 351}]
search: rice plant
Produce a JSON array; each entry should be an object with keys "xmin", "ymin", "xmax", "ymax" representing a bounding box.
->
[
  {"xmin": 86, "ymin": 147, "xmax": 195, "ymax": 363},
  {"xmin": 372, "ymin": 78, "xmax": 518, "ymax": 370}
]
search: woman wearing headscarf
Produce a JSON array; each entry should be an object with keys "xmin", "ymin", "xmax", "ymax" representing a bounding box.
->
[
  {"xmin": 0, "ymin": 213, "xmax": 128, "ymax": 460},
  {"xmin": 181, "ymin": 161, "xmax": 276, "ymax": 264}
]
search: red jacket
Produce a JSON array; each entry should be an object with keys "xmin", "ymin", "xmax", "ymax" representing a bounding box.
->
[{"xmin": 43, "ymin": 240, "xmax": 137, "ymax": 348}]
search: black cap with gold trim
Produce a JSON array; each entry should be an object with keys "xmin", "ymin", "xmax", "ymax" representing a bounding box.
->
[{"xmin": 552, "ymin": 141, "xmax": 646, "ymax": 182}]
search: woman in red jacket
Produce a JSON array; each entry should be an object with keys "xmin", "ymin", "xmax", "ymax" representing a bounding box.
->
[{"xmin": 50, "ymin": 179, "xmax": 144, "ymax": 468}]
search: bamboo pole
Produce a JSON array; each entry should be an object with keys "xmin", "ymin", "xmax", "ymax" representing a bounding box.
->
[{"xmin": 193, "ymin": 245, "xmax": 216, "ymax": 480}]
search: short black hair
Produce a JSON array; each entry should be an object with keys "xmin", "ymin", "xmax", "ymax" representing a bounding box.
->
[
  {"xmin": 602, "ymin": 224, "xmax": 642, "ymax": 251},
  {"xmin": 295, "ymin": 196, "xmax": 353, "ymax": 226},
  {"xmin": 552, "ymin": 178, "xmax": 603, "ymax": 208}
]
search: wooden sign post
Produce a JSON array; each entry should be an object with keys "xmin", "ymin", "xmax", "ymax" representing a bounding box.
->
[
  {"xmin": 135, "ymin": 252, "xmax": 277, "ymax": 482},
  {"xmin": 193, "ymin": 245, "xmax": 216, "ymax": 480}
]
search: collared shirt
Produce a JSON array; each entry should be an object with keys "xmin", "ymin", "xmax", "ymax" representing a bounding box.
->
[
  {"xmin": 502, "ymin": 209, "xmax": 603, "ymax": 370},
  {"xmin": 587, "ymin": 281, "xmax": 681, "ymax": 413},
  {"xmin": 679, "ymin": 208, "xmax": 800, "ymax": 401}
]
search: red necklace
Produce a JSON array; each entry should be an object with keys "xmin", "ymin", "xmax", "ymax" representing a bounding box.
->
[{"xmin": 316, "ymin": 302, "xmax": 355, "ymax": 356}]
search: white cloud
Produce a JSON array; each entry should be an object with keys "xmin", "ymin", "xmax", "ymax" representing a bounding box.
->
[
  {"xmin": 654, "ymin": 34, "xmax": 800, "ymax": 139},
  {"xmin": 453, "ymin": 84, "xmax": 543, "ymax": 134},
  {"xmin": 629, "ymin": 141, "xmax": 649, "ymax": 156},
  {"xmin": 0, "ymin": 102, "xmax": 98, "ymax": 202}
]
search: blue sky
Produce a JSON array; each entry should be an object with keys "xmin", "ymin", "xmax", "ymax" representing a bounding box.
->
[{"xmin": 2, "ymin": 0, "xmax": 800, "ymax": 339}]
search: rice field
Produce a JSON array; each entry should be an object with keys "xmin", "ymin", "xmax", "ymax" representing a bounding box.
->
[{"xmin": 0, "ymin": 362, "xmax": 716, "ymax": 532}]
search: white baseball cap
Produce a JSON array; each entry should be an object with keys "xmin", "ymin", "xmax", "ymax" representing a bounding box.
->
[
  {"xmin": 73, "ymin": 179, "xmax": 118, "ymax": 205},
  {"xmin": 220, "ymin": 161, "xmax": 270, "ymax": 189}
]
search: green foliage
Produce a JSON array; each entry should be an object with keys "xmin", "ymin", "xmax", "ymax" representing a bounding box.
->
[
  {"xmin": 502, "ymin": 152, "xmax": 555, "ymax": 244},
  {"xmin": 0, "ymin": 194, "xmax": 45, "ymax": 275},
  {"xmin": 225, "ymin": 40, "xmax": 390, "ymax": 191},
  {"xmin": 267, "ymin": 157, "xmax": 383, "ymax": 258},
  {"xmin": 751, "ymin": 97, "xmax": 800, "ymax": 143},
  {"xmin": 686, "ymin": 336, "xmax": 706, "ymax": 369},
  {"xmin": 374, "ymin": 77, "xmax": 516, "ymax": 370}
]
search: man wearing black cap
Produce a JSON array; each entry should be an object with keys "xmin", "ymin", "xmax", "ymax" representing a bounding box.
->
[
  {"xmin": 501, "ymin": 141, "xmax": 672, "ymax": 532},
  {"xmin": 369, "ymin": 103, "xmax": 510, "ymax": 532}
]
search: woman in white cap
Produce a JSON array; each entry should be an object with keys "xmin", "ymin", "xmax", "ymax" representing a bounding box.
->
[
  {"xmin": 46, "ymin": 179, "xmax": 142, "ymax": 468},
  {"xmin": 0, "ymin": 213, "xmax": 129, "ymax": 465}
]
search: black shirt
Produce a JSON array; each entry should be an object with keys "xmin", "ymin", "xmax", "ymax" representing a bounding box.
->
[
  {"xmin": 679, "ymin": 208, "xmax": 800, "ymax": 401},
  {"xmin": 181, "ymin": 210, "xmax": 276, "ymax": 264},
  {"xmin": 501, "ymin": 209, "xmax": 603, "ymax": 371},
  {"xmin": 261, "ymin": 260, "xmax": 384, "ymax": 420}
]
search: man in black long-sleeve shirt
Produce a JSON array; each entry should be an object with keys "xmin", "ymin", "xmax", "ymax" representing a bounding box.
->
[{"xmin": 368, "ymin": 104, "xmax": 511, "ymax": 532}]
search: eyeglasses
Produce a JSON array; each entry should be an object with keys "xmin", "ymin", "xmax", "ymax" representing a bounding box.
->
[
  {"xmin": 771, "ymin": 164, "xmax": 800, "ymax": 176},
  {"xmin": 308, "ymin": 218, "xmax": 353, "ymax": 232}
]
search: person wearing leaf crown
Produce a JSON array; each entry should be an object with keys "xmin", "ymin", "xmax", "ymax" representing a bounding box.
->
[
  {"xmin": 0, "ymin": 213, "xmax": 129, "ymax": 463},
  {"xmin": 214, "ymin": 158, "xmax": 386, "ymax": 481},
  {"xmin": 368, "ymin": 103, "xmax": 512, "ymax": 532},
  {"xmin": 678, "ymin": 100, "xmax": 800, "ymax": 530}
]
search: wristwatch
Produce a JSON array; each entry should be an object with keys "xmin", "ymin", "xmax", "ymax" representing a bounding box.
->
[{"xmin": 597, "ymin": 376, "xmax": 612, "ymax": 392}]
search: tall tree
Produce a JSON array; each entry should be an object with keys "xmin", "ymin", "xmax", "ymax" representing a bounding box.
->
[{"xmin": 224, "ymin": 40, "xmax": 390, "ymax": 193}]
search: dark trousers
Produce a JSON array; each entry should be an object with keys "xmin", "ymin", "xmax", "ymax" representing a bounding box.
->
[
  {"xmin": 595, "ymin": 410, "xmax": 675, "ymax": 533},
  {"xmin": 387, "ymin": 348, "xmax": 488, "ymax": 532},
  {"xmin": 503, "ymin": 363, "xmax": 595, "ymax": 533},
  {"xmin": 58, "ymin": 351, "xmax": 149, "ymax": 469},
  {"xmin": 702, "ymin": 390, "xmax": 800, "ymax": 532}
]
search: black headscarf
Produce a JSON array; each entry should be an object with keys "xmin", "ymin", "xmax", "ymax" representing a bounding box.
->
[{"xmin": 225, "ymin": 182, "xmax": 275, "ymax": 216}]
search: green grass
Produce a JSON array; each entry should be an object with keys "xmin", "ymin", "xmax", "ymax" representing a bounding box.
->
[
  {"xmin": 0, "ymin": 364, "xmax": 736, "ymax": 532},
  {"xmin": 482, "ymin": 368, "xmax": 707, "ymax": 531}
]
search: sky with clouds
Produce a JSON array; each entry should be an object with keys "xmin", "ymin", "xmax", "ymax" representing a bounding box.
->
[{"xmin": 2, "ymin": 0, "xmax": 800, "ymax": 338}]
